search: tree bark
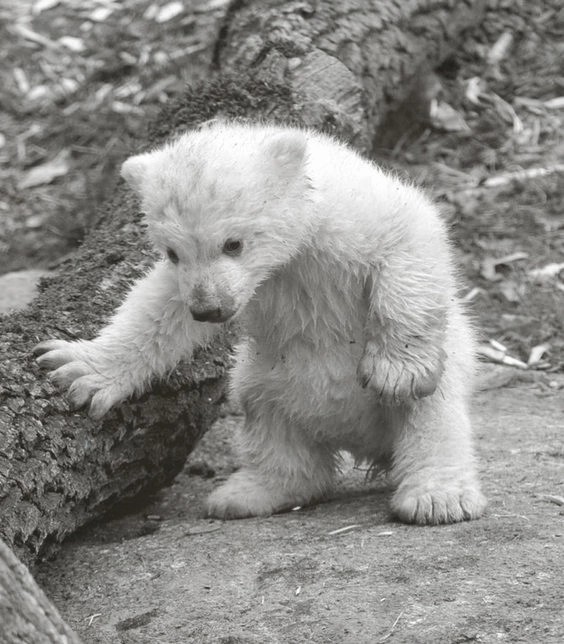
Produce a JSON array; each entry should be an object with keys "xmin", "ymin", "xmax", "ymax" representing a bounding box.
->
[
  {"xmin": 1, "ymin": 0, "xmax": 486, "ymax": 637},
  {"xmin": 0, "ymin": 538, "xmax": 82, "ymax": 643},
  {"xmin": 215, "ymin": 0, "xmax": 486, "ymax": 152}
]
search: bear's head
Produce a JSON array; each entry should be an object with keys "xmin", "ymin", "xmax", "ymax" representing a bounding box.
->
[{"xmin": 121, "ymin": 122, "xmax": 317, "ymax": 323}]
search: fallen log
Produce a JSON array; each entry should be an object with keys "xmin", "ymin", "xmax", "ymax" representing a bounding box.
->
[{"xmin": 0, "ymin": 538, "xmax": 81, "ymax": 643}]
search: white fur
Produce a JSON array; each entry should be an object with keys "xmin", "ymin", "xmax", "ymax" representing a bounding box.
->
[{"xmin": 35, "ymin": 121, "xmax": 486, "ymax": 524}]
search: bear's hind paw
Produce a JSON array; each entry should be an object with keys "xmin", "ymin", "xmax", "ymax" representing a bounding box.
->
[
  {"xmin": 391, "ymin": 482, "xmax": 486, "ymax": 525},
  {"xmin": 206, "ymin": 470, "xmax": 312, "ymax": 520}
]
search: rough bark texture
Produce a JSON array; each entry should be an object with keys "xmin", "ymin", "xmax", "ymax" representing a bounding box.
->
[
  {"xmin": 0, "ymin": 538, "xmax": 81, "ymax": 643},
  {"xmin": 215, "ymin": 0, "xmax": 486, "ymax": 151},
  {"xmin": 0, "ymin": 0, "xmax": 487, "ymax": 637}
]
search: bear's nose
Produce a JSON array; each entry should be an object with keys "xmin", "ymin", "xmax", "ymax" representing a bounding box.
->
[{"xmin": 190, "ymin": 307, "xmax": 232, "ymax": 323}]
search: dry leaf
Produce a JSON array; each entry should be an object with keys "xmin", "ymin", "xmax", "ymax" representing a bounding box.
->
[
  {"xmin": 483, "ymin": 164, "xmax": 564, "ymax": 188},
  {"xmin": 461, "ymin": 286, "xmax": 485, "ymax": 302},
  {"xmin": 328, "ymin": 525, "xmax": 361, "ymax": 536},
  {"xmin": 13, "ymin": 68, "xmax": 30, "ymax": 94},
  {"xmin": 25, "ymin": 214, "xmax": 48, "ymax": 229},
  {"xmin": 93, "ymin": 83, "xmax": 113, "ymax": 106},
  {"xmin": 33, "ymin": 0, "xmax": 61, "ymax": 13},
  {"xmin": 528, "ymin": 343, "xmax": 550, "ymax": 366},
  {"xmin": 204, "ymin": 0, "xmax": 231, "ymax": 8},
  {"xmin": 499, "ymin": 280, "xmax": 522, "ymax": 303},
  {"xmin": 490, "ymin": 93, "xmax": 523, "ymax": 133},
  {"xmin": 543, "ymin": 96, "xmax": 564, "ymax": 109},
  {"xmin": 26, "ymin": 85, "xmax": 52, "ymax": 102},
  {"xmin": 429, "ymin": 99, "xmax": 470, "ymax": 133},
  {"xmin": 538, "ymin": 494, "xmax": 564, "ymax": 506},
  {"xmin": 465, "ymin": 77, "xmax": 486, "ymax": 105},
  {"xmin": 19, "ymin": 150, "xmax": 70, "ymax": 189},
  {"xmin": 514, "ymin": 96, "xmax": 545, "ymax": 115},
  {"xmin": 499, "ymin": 252, "xmax": 529, "ymax": 264},
  {"xmin": 13, "ymin": 24, "xmax": 58, "ymax": 48},
  {"xmin": 90, "ymin": 7, "xmax": 113, "ymax": 21},
  {"xmin": 528, "ymin": 263, "xmax": 564, "ymax": 283},
  {"xmin": 480, "ymin": 258, "xmax": 502, "ymax": 281},
  {"xmin": 143, "ymin": 4, "xmax": 158, "ymax": 20},
  {"xmin": 478, "ymin": 345, "xmax": 528, "ymax": 369},
  {"xmin": 58, "ymin": 36, "xmax": 85, "ymax": 52},
  {"xmin": 487, "ymin": 32, "xmax": 513, "ymax": 65},
  {"xmin": 489, "ymin": 339, "xmax": 507, "ymax": 353},
  {"xmin": 155, "ymin": 2, "xmax": 184, "ymax": 23},
  {"xmin": 480, "ymin": 252, "xmax": 528, "ymax": 282},
  {"xmin": 110, "ymin": 101, "xmax": 144, "ymax": 115},
  {"xmin": 115, "ymin": 81, "xmax": 142, "ymax": 99},
  {"xmin": 54, "ymin": 77, "xmax": 80, "ymax": 100},
  {"xmin": 119, "ymin": 51, "xmax": 137, "ymax": 65}
]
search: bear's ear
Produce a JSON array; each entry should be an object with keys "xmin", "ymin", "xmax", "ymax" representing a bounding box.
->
[
  {"xmin": 120, "ymin": 151, "xmax": 160, "ymax": 194},
  {"xmin": 262, "ymin": 131, "xmax": 307, "ymax": 179}
]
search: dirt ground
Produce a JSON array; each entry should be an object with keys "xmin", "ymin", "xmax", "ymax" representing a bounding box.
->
[{"xmin": 36, "ymin": 383, "xmax": 563, "ymax": 644}]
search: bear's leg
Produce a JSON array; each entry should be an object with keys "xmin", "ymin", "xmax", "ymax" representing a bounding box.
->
[
  {"xmin": 206, "ymin": 405, "xmax": 336, "ymax": 519},
  {"xmin": 388, "ymin": 394, "xmax": 486, "ymax": 525}
]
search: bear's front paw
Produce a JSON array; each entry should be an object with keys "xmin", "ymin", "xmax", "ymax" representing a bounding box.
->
[
  {"xmin": 357, "ymin": 342, "xmax": 445, "ymax": 405},
  {"xmin": 34, "ymin": 339, "xmax": 129, "ymax": 419},
  {"xmin": 391, "ymin": 475, "xmax": 486, "ymax": 525},
  {"xmin": 206, "ymin": 470, "xmax": 302, "ymax": 520}
]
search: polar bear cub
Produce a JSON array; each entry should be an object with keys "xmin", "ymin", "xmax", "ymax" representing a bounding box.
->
[{"xmin": 35, "ymin": 121, "xmax": 486, "ymax": 525}]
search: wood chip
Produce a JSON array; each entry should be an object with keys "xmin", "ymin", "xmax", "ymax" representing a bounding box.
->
[
  {"xmin": 543, "ymin": 96, "xmax": 564, "ymax": 109},
  {"xmin": 33, "ymin": 0, "xmax": 60, "ymax": 13},
  {"xmin": 528, "ymin": 343, "xmax": 550, "ymax": 366},
  {"xmin": 13, "ymin": 23, "xmax": 58, "ymax": 48},
  {"xmin": 58, "ymin": 36, "xmax": 86, "ymax": 52},
  {"xmin": 528, "ymin": 263, "xmax": 564, "ymax": 283},
  {"xmin": 328, "ymin": 524, "xmax": 361, "ymax": 535},
  {"xmin": 155, "ymin": 2, "xmax": 184, "ymax": 23},
  {"xmin": 13, "ymin": 67, "xmax": 30, "ymax": 94},
  {"xmin": 184, "ymin": 526, "xmax": 221, "ymax": 536},
  {"xmin": 430, "ymin": 99, "xmax": 470, "ymax": 132},
  {"xmin": 483, "ymin": 164, "xmax": 564, "ymax": 188},
  {"xmin": 487, "ymin": 32, "xmax": 513, "ymax": 65},
  {"xmin": 90, "ymin": 7, "xmax": 113, "ymax": 22},
  {"xmin": 18, "ymin": 149, "xmax": 70, "ymax": 189},
  {"xmin": 538, "ymin": 494, "xmax": 564, "ymax": 507},
  {"xmin": 478, "ymin": 345, "xmax": 528, "ymax": 369}
]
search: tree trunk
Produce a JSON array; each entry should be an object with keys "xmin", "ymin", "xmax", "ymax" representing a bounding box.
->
[
  {"xmin": 0, "ymin": 538, "xmax": 81, "ymax": 643},
  {"xmin": 0, "ymin": 0, "xmax": 486, "ymax": 637},
  {"xmin": 215, "ymin": 0, "xmax": 486, "ymax": 151}
]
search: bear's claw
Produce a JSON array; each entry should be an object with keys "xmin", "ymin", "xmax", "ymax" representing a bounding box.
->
[
  {"xmin": 33, "ymin": 338, "xmax": 127, "ymax": 418},
  {"xmin": 357, "ymin": 343, "xmax": 445, "ymax": 405},
  {"xmin": 391, "ymin": 476, "xmax": 486, "ymax": 525}
]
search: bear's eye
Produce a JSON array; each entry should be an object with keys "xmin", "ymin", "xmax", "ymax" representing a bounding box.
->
[
  {"xmin": 222, "ymin": 239, "xmax": 243, "ymax": 256},
  {"xmin": 166, "ymin": 248, "xmax": 179, "ymax": 264}
]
